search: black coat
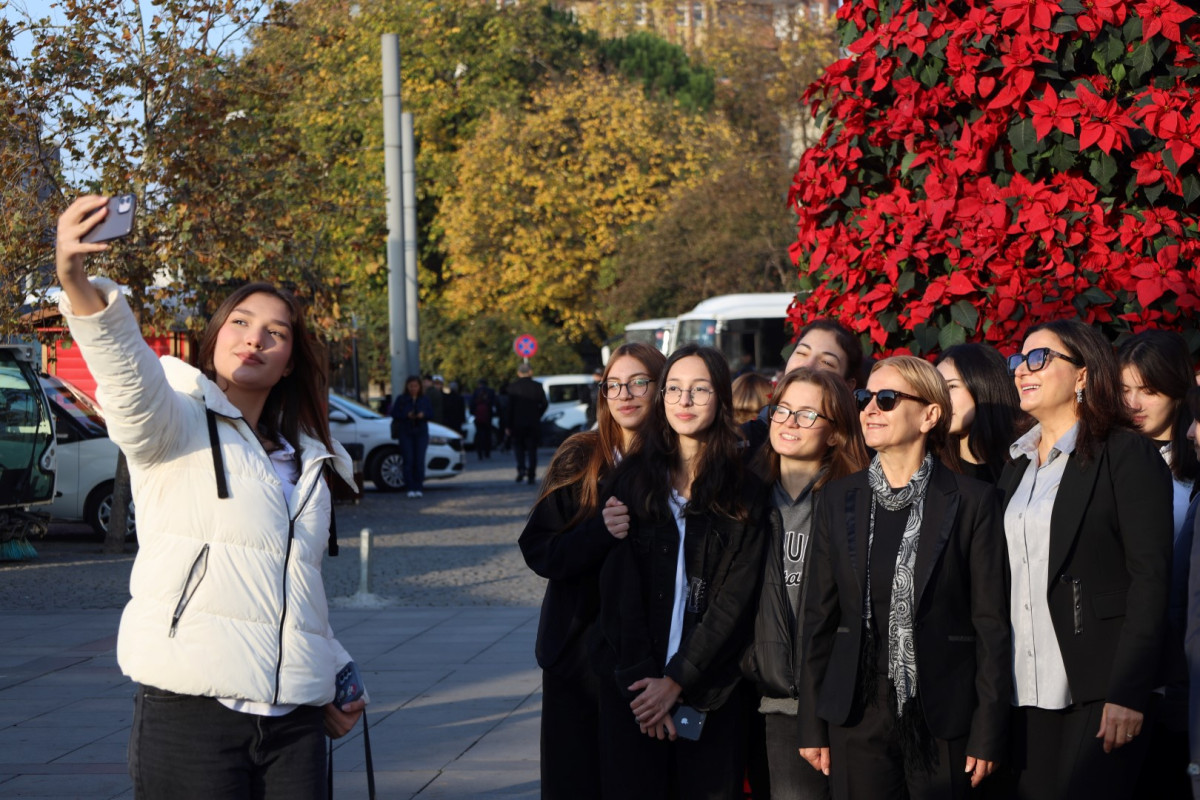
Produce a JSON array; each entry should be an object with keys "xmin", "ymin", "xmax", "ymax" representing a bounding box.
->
[
  {"xmin": 741, "ymin": 506, "xmax": 805, "ymax": 700},
  {"xmin": 505, "ymin": 377, "xmax": 547, "ymax": 429},
  {"xmin": 593, "ymin": 472, "xmax": 769, "ymax": 711},
  {"xmin": 997, "ymin": 428, "xmax": 1172, "ymax": 712},
  {"xmin": 519, "ymin": 479, "xmax": 618, "ymax": 670},
  {"xmin": 798, "ymin": 460, "xmax": 1011, "ymax": 762}
]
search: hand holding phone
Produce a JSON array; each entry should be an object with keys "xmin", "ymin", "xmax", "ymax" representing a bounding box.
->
[
  {"xmin": 80, "ymin": 194, "xmax": 137, "ymax": 243},
  {"xmin": 334, "ymin": 661, "xmax": 366, "ymax": 707},
  {"xmin": 670, "ymin": 704, "xmax": 707, "ymax": 741}
]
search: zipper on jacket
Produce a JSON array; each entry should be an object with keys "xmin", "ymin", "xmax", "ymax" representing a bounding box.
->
[
  {"xmin": 271, "ymin": 473, "xmax": 325, "ymax": 704},
  {"xmin": 169, "ymin": 544, "xmax": 210, "ymax": 637},
  {"xmin": 1061, "ymin": 575, "xmax": 1083, "ymax": 635}
]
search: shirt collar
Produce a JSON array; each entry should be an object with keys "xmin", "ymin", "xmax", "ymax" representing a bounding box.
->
[{"xmin": 1010, "ymin": 422, "xmax": 1079, "ymax": 464}]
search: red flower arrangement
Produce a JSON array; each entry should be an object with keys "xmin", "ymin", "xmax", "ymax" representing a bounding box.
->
[{"xmin": 788, "ymin": 0, "xmax": 1200, "ymax": 355}]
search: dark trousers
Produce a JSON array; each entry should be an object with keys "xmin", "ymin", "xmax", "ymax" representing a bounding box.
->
[
  {"xmin": 541, "ymin": 637, "xmax": 602, "ymax": 800},
  {"xmin": 598, "ymin": 679, "xmax": 748, "ymax": 800},
  {"xmin": 989, "ymin": 700, "xmax": 1155, "ymax": 800},
  {"xmin": 765, "ymin": 712, "xmax": 830, "ymax": 800},
  {"xmin": 474, "ymin": 421, "xmax": 492, "ymax": 458},
  {"xmin": 398, "ymin": 429, "xmax": 429, "ymax": 490},
  {"xmin": 129, "ymin": 685, "xmax": 325, "ymax": 800},
  {"xmin": 512, "ymin": 425, "xmax": 540, "ymax": 479},
  {"xmin": 828, "ymin": 680, "xmax": 969, "ymax": 800},
  {"xmin": 1134, "ymin": 693, "xmax": 1190, "ymax": 799}
]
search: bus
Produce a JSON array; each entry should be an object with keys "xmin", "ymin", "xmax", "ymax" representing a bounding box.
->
[
  {"xmin": 672, "ymin": 293, "xmax": 800, "ymax": 372},
  {"xmin": 623, "ymin": 318, "xmax": 675, "ymax": 354}
]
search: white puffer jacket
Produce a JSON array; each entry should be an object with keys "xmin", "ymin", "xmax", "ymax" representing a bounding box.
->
[{"xmin": 61, "ymin": 279, "xmax": 356, "ymax": 705}]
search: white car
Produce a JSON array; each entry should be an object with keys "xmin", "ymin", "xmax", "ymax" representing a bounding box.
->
[
  {"xmin": 535, "ymin": 374, "xmax": 596, "ymax": 444},
  {"xmin": 328, "ymin": 392, "xmax": 464, "ymax": 491},
  {"xmin": 40, "ymin": 374, "xmax": 132, "ymax": 538}
]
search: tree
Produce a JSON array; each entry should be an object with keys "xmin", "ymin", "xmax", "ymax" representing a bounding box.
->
[
  {"xmin": 438, "ymin": 70, "xmax": 736, "ymax": 347},
  {"xmin": 789, "ymin": 0, "xmax": 1200, "ymax": 356},
  {"xmin": 421, "ymin": 313, "xmax": 583, "ymax": 389}
]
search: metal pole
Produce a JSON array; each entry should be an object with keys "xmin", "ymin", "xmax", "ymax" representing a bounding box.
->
[
  {"xmin": 401, "ymin": 111, "xmax": 419, "ymax": 375},
  {"xmin": 382, "ymin": 34, "xmax": 409, "ymax": 397},
  {"xmin": 358, "ymin": 527, "xmax": 373, "ymax": 596}
]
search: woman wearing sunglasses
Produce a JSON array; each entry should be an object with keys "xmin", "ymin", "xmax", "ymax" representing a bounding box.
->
[
  {"xmin": 593, "ymin": 344, "xmax": 768, "ymax": 799},
  {"xmin": 798, "ymin": 356, "xmax": 1009, "ymax": 799},
  {"xmin": 995, "ymin": 320, "xmax": 1173, "ymax": 799},
  {"xmin": 935, "ymin": 344, "xmax": 1027, "ymax": 484},
  {"xmin": 518, "ymin": 342, "xmax": 666, "ymax": 800},
  {"xmin": 743, "ymin": 368, "xmax": 868, "ymax": 799}
]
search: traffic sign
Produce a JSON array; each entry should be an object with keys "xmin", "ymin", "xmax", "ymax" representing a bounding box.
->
[{"xmin": 513, "ymin": 334, "xmax": 539, "ymax": 358}]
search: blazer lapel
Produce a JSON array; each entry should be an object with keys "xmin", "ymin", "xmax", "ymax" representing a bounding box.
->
[
  {"xmin": 1048, "ymin": 447, "xmax": 1104, "ymax": 585},
  {"xmin": 914, "ymin": 466, "xmax": 958, "ymax": 606},
  {"xmin": 999, "ymin": 456, "xmax": 1029, "ymax": 508},
  {"xmin": 846, "ymin": 480, "xmax": 870, "ymax": 591}
]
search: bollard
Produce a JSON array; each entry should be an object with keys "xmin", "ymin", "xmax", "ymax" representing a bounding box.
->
[{"xmin": 358, "ymin": 527, "xmax": 373, "ymax": 596}]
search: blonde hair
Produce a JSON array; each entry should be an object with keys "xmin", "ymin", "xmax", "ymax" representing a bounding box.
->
[
  {"xmin": 871, "ymin": 356, "xmax": 954, "ymax": 464},
  {"xmin": 732, "ymin": 373, "xmax": 773, "ymax": 426}
]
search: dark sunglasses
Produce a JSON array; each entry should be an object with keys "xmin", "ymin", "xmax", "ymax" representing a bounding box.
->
[
  {"xmin": 1006, "ymin": 347, "xmax": 1082, "ymax": 375},
  {"xmin": 854, "ymin": 388, "xmax": 929, "ymax": 412}
]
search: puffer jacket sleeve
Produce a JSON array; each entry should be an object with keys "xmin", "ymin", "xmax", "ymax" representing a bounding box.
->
[{"xmin": 58, "ymin": 278, "xmax": 191, "ymax": 466}]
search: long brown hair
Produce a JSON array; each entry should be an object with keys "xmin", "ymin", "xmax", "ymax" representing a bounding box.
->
[
  {"xmin": 197, "ymin": 282, "xmax": 333, "ymax": 456},
  {"xmin": 535, "ymin": 342, "xmax": 667, "ymax": 527},
  {"xmin": 754, "ymin": 368, "xmax": 868, "ymax": 488}
]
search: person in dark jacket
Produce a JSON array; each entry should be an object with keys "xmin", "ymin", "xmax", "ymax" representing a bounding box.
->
[
  {"xmin": 799, "ymin": 356, "xmax": 1010, "ymax": 799},
  {"xmin": 391, "ymin": 375, "xmax": 433, "ymax": 498},
  {"xmin": 594, "ymin": 344, "xmax": 769, "ymax": 799},
  {"xmin": 934, "ymin": 343, "xmax": 1027, "ymax": 485},
  {"xmin": 505, "ymin": 363, "xmax": 549, "ymax": 484},
  {"xmin": 471, "ymin": 379, "xmax": 499, "ymax": 458},
  {"xmin": 442, "ymin": 380, "xmax": 466, "ymax": 434},
  {"xmin": 743, "ymin": 368, "xmax": 868, "ymax": 799},
  {"xmin": 519, "ymin": 343, "xmax": 666, "ymax": 800}
]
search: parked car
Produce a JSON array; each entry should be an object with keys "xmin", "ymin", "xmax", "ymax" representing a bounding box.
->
[
  {"xmin": 535, "ymin": 374, "xmax": 596, "ymax": 445},
  {"xmin": 39, "ymin": 374, "xmax": 132, "ymax": 538},
  {"xmin": 327, "ymin": 392, "xmax": 464, "ymax": 491}
]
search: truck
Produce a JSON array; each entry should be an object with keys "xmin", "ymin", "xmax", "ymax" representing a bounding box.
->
[{"xmin": 0, "ymin": 343, "xmax": 57, "ymax": 559}]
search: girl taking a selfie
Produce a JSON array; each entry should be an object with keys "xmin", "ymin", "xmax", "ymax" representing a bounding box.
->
[{"xmin": 55, "ymin": 196, "xmax": 365, "ymax": 799}]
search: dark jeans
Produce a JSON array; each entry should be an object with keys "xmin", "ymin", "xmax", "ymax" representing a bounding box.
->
[
  {"xmin": 765, "ymin": 712, "xmax": 830, "ymax": 800},
  {"xmin": 474, "ymin": 420, "xmax": 492, "ymax": 457},
  {"xmin": 511, "ymin": 425, "xmax": 540, "ymax": 478},
  {"xmin": 129, "ymin": 685, "xmax": 325, "ymax": 800},
  {"xmin": 398, "ymin": 429, "xmax": 429, "ymax": 490},
  {"xmin": 541, "ymin": 635, "xmax": 602, "ymax": 800}
]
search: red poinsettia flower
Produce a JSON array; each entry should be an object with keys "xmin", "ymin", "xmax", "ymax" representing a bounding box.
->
[
  {"xmin": 1027, "ymin": 85, "xmax": 1082, "ymax": 138},
  {"xmin": 1135, "ymin": 0, "xmax": 1195, "ymax": 43},
  {"xmin": 1074, "ymin": 82, "xmax": 1137, "ymax": 153},
  {"xmin": 994, "ymin": 0, "xmax": 1062, "ymax": 33},
  {"xmin": 1076, "ymin": 0, "xmax": 1128, "ymax": 36}
]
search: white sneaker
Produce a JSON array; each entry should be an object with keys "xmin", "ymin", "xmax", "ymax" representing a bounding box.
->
[
  {"xmin": 406, "ymin": 490, "xmax": 416, "ymax": 498},
  {"xmin": 415, "ymin": 490, "xmax": 423, "ymax": 498}
]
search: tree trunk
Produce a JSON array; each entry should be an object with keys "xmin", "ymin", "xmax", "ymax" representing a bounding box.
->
[{"xmin": 104, "ymin": 450, "xmax": 132, "ymax": 554}]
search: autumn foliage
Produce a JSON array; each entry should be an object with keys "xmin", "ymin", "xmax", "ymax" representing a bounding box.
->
[{"xmin": 788, "ymin": 0, "xmax": 1200, "ymax": 355}]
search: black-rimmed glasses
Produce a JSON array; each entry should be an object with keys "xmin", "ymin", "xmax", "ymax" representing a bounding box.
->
[
  {"xmin": 854, "ymin": 388, "xmax": 929, "ymax": 412},
  {"xmin": 663, "ymin": 385, "xmax": 714, "ymax": 405},
  {"xmin": 1006, "ymin": 347, "xmax": 1083, "ymax": 375},
  {"xmin": 768, "ymin": 405, "xmax": 829, "ymax": 428},
  {"xmin": 602, "ymin": 378, "xmax": 654, "ymax": 399}
]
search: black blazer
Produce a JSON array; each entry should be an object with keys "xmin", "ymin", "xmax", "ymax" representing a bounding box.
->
[
  {"xmin": 997, "ymin": 428, "xmax": 1173, "ymax": 712},
  {"xmin": 519, "ymin": 480, "xmax": 618, "ymax": 670},
  {"xmin": 798, "ymin": 460, "xmax": 1010, "ymax": 762},
  {"xmin": 592, "ymin": 474, "xmax": 769, "ymax": 711}
]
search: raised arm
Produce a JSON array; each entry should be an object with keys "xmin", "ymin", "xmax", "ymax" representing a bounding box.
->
[{"xmin": 56, "ymin": 196, "xmax": 112, "ymax": 315}]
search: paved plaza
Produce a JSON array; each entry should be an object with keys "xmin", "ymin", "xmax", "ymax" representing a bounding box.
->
[{"xmin": 0, "ymin": 455, "xmax": 550, "ymax": 799}]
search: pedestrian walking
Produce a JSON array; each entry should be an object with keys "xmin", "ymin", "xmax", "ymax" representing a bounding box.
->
[
  {"xmin": 519, "ymin": 342, "xmax": 667, "ymax": 800},
  {"xmin": 742, "ymin": 368, "xmax": 868, "ymax": 800},
  {"xmin": 392, "ymin": 375, "xmax": 433, "ymax": 498},
  {"xmin": 993, "ymin": 320, "xmax": 1172, "ymax": 799},
  {"xmin": 54, "ymin": 196, "xmax": 365, "ymax": 799},
  {"xmin": 798, "ymin": 356, "xmax": 1010, "ymax": 799},
  {"xmin": 505, "ymin": 363, "xmax": 548, "ymax": 485}
]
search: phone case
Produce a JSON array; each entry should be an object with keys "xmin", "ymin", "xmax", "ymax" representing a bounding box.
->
[
  {"xmin": 670, "ymin": 704, "xmax": 707, "ymax": 741},
  {"xmin": 81, "ymin": 195, "xmax": 137, "ymax": 243},
  {"xmin": 334, "ymin": 661, "xmax": 365, "ymax": 706}
]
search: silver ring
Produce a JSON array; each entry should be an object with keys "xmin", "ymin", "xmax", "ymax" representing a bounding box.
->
[{"xmin": 1126, "ymin": 734, "xmax": 1134, "ymax": 740}]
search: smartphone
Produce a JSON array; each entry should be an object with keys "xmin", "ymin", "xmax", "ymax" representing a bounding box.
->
[
  {"xmin": 80, "ymin": 194, "xmax": 137, "ymax": 243},
  {"xmin": 670, "ymin": 704, "xmax": 707, "ymax": 741},
  {"xmin": 334, "ymin": 661, "xmax": 365, "ymax": 706}
]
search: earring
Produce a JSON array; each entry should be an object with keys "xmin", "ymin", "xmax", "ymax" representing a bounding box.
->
[{"xmin": 1076, "ymin": 388, "xmax": 1084, "ymax": 404}]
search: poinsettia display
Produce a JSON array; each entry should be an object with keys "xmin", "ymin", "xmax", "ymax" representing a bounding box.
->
[{"xmin": 787, "ymin": 0, "xmax": 1200, "ymax": 355}]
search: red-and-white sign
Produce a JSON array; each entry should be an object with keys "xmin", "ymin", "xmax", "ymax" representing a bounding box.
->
[{"xmin": 513, "ymin": 334, "xmax": 539, "ymax": 358}]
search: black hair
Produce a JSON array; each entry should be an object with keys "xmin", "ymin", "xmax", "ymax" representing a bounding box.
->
[
  {"xmin": 1117, "ymin": 330, "xmax": 1199, "ymax": 484},
  {"xmin": 935, "ymin": 343, "xmax": 1026, "ymax": 472},
  {"xmin": 794, "ymin": 318, "xmax": 864, "ymax": 383}
]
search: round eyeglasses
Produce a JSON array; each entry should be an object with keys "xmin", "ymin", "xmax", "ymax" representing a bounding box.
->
[
  {"xmin": 854, "ymin": 388, "xmax": 929, "ymax": 412},
  {"xmin": 602, "ymin": 378, "xmax": 654, "ymax": 399},
  {"xmin": 768, "ymin": 405, "xmax": 829, "ymax": 428},
  {"xmin": 663, "ymin": 385, "xmax": 714, "ymax": 405},
  {"xmin": 1006, "ymin": 347, "xmax": 1082, "ymax": 375}
]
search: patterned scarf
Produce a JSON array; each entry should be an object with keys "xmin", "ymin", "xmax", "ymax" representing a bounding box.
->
[{"xmin": 863, "ymin": 453, "xmax": 933, "ymax": 717}]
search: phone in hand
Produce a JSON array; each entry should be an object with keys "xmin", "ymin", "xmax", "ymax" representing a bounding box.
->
[
  {"xmin": 334, "ymin": 661, "xmax": 365, "ymax": 707},
  {"xmin": 670, "ymin": 704, "xmax": 707, "ymax": 741},
  {"xmin": 80, "ymin": 194, "xmax": 137, "ymax": 243}
]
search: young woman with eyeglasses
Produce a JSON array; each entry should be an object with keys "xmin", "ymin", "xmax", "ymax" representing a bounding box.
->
[
  {"xmin": 592, "ymin": 344, "xmax": 769, "ymax": 799},
  {"xmin": 518, "ymin": 342, "xmax": 666, "ymax": 800},
  {"xmin": 797, "ymin": 356, "xmax": 1009, "ymax": 799},
  {"xmin": 934, "ymin": 344, "xmax": 1026, "ymax": 484},
  {"xmin": 992, "ymin": 320, "xmax": 1173, "ymax": 800},
  {"xmin": 742, "ymin": 368, "xmax": 868, "ymax": 800}
]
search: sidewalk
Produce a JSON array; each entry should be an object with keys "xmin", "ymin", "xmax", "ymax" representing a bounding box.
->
[{"xmin": 0, "ymin": 606, "xmax": 542, "ymax": 799}]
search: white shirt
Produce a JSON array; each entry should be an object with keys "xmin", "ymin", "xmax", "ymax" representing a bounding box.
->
[
  {"xmin": 1006, "ymin": 423, "xmax": 1076, "ymax": 709},
  {"xmin": 666, "ymin": 489, "xmax": 688, "ymax": 666}
]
